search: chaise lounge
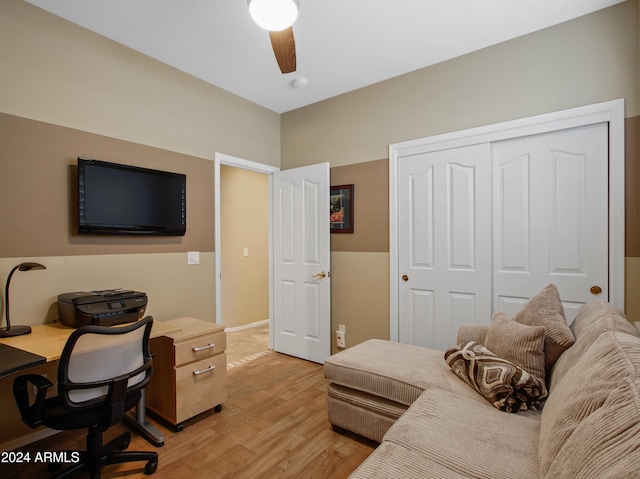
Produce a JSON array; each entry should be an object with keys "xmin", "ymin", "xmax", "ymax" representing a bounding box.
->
[{"xmin": 325, "ymin": 285, "xmax": 640, "ymax": 478}]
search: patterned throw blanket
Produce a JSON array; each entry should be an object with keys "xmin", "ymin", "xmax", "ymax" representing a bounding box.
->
[{"xmin": 445, "ymin": 341, "xmax": 548, "ymax": 413}]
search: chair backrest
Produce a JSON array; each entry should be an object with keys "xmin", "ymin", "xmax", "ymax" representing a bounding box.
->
[{"xmin": 57, "ymin": 316, "xmax": 153, "ymax": 409}]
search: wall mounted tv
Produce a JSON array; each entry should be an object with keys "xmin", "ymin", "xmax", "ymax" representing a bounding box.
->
[{"xmin": 78, "ymin": 158, "xmax": 186, "ymax": 236}]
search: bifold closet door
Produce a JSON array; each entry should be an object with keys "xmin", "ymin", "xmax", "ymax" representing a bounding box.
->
[
  {"xmin": 397, "ymin": 144, "xmax": 492, "ymax": 350},
  {"xmin": 492, "ymin": 123, "xmax": 609, "ymax": 321}
]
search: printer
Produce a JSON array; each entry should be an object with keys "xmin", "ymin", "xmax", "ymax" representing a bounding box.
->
[{"xmin": 57, "ymin": 289, "xmax": 148, "ymax": 328}]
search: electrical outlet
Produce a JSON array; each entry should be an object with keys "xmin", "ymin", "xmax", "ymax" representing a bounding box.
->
[{"xmin": 336, "ymin": 330, "xmax": 346, "ymax": 348}]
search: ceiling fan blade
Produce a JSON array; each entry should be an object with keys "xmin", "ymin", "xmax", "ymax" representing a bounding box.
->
[{"xmin": 269, "ymin": 27, "xmax": 296, "ymax": 74}]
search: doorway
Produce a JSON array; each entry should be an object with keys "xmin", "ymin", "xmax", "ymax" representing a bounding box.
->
[
  {"xmin": 219, "ymin": 164, "xmax": 270, "ymax": 330},
  {"xmin": 215, "ymin": 154, "xmax": 332, "ymax": 363},
  {"xmin": 214, "ymin": 153, "xmax": 279, "ymax": 351}
]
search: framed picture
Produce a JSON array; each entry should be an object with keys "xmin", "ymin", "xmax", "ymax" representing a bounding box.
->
[{"xmin": 330, "ymin": 184, "xmax": 354, "ymax": 233}]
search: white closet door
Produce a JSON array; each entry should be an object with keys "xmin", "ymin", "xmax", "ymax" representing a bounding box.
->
[
  {"xmin": 398, "ymin": 144, "xmax": 492, "ymax": 350},
  {"xmin": 492, "ymin": 123, "xmax": 609, "ymax": 321}
]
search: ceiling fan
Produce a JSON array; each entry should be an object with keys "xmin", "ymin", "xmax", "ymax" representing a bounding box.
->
[{"xmin": 248, "ymin": 0, "xmax": 298, "ymax": 74}]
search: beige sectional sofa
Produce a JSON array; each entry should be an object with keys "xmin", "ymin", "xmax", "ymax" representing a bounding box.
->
[{"xmin": 325, "ymin": 291, "xmax": 640, "ymax": 478}]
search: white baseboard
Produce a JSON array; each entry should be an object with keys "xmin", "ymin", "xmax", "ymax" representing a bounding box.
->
[{"xmin": 225, "ymin": 319, "xmax": 269, "ymax": 332}]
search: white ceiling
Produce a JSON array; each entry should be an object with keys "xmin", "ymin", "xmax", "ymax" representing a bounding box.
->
[{"xmin": 26, "ymin": 0, "xmax": 625, "ymax": 114}]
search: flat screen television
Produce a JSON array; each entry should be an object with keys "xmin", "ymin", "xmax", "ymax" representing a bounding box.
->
[{"xmin": 78, "ymin": 158, "xmax": 186, "ymax": 236}]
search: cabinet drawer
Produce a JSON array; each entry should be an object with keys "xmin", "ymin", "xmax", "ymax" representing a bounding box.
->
[
  {"xmin": 175, "ymin": 353, "xmax": 227, "ymax": 423},
  {"xmin": 174, "ymin": 331, "xmax": 226, "ymax": 366}
]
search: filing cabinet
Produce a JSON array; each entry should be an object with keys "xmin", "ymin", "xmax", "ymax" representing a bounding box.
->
[{"xmin": 146, "ymin": 317, "xmax": 227, "ymax": 430}]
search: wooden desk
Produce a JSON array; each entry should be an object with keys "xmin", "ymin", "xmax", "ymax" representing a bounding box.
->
[
  {"xmin": 0, "ymin": 344, "xmax": 45, "ymax": 380},
  {"xmin": 0, "ymin": 320, "xmax": 179, "ymax": 361},
  {"xmin": 0, "ymin": 319, "xmax": 181, "ymax": 448}
]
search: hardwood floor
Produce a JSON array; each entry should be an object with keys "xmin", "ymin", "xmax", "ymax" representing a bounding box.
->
[{"xmin": 2, "ymin": 353, "xmax": 376, "ymax": 479}]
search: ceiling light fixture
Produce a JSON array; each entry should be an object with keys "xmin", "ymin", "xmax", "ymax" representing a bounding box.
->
[{"xmin": 248, "ymin": 0, "xmax": 299, "ymax": 32}]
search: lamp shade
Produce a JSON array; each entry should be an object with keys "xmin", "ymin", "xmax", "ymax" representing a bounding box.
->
[{"xmin": 248, "ymin": 0, "xmax": 299, "ymax": 31}]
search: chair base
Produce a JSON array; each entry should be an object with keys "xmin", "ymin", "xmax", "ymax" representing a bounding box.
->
[{"xmin": 49, "ymin": 430, "xmax": 158, "ymax": 479}]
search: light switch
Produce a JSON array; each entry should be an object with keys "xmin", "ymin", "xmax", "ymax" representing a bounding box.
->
[
  {"xmin": 243, "ymin": 248, "xmax": 249, "ymax": 257},
  {"xmin": 187, "ymin": 251, "xmax": 200, "ymax": 265}
]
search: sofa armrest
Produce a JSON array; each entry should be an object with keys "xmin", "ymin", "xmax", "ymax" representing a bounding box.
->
[{"xmin": 456, "ymin": 325, "xmax": 489, "ymax": 346}]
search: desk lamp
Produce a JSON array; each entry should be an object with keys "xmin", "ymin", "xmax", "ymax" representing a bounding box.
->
[{"xmin": 2, "ymin": 262, "xmax": 46, "ymax": 337}]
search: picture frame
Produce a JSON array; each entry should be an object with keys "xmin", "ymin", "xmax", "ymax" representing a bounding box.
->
[{"xmin": 330, "ymin": 184, "xmax": 354, "ymax": 233}]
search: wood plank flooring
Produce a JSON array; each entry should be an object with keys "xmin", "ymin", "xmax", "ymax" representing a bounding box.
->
[{"xmin": 2, "ymin": 353, "xmax": 376, "ymax": 479}]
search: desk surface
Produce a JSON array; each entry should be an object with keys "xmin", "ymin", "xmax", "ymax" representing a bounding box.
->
[
  {"xmin": 0, "ymin": 320, "xmax": 181, "ymax": 362},
  {"xmin": 0, "ymin": 343, "xmax": 46, "ymax": 379}
]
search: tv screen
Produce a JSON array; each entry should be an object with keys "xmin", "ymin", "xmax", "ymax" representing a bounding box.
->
[{"xmin": 78, "ymin": 158, "xmax": 186, "ymax": 236}]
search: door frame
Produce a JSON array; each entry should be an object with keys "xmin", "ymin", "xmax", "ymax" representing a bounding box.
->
[
  {"xmin": 389, "ymin": 99, "xmax": 625, "ymax": 342},
  {"xmin": 214, "ymin": 152, "xmax": 279, "ymax": 348}
]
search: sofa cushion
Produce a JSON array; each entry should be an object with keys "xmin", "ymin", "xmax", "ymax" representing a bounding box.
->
[
  {"xmin": 349, "ymin": 441, "xmax": 472, "ymax": 479},
  {"xmin": 381, "ymin": 388, "xmax": 540, "ymax": 479},
  {"xmin": 445, "ymin": 341, "xmax": 548, "ymax": 412},
  {"xmin": 539, "ymin": 331, "xmax": 640, "ymax": 478},
  {"xmin": 327, "ymin": 384, "xmax": 404, "ymax": 443},
  {"xmin": 549, "ymin": 300, "xmax": 639, "ymax": 390},
  {"xmin": 485, "ymin": 311, "xmax": 546, "ymax": 381},
  {"xmin": 324, "ymin": 339, "xmax": 481, "ymax": 407},
  {"xmin": 513, "ymin": 284, "xmax": 574, "ymax": 374},
  {"xmin": 456, "ymin": 324, "xmax": 489, "ymax": 346},
  {"xmin": 571, "ymin": 300, "xmax": 637, "ymax": 338}
]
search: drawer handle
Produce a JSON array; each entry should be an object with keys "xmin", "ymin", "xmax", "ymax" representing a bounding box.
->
[
  {"xmin": 193, "ymin": 365, "xmax": 215, "ymax": 375},
  {"xmin": 192, "ymin": 342, "xmax": 215, "ymax": 352}
]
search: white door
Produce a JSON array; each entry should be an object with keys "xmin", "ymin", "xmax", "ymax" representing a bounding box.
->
[
  {"xmin": 398, "ymin": 144, "xmax": 492, "ymax": 350},
  {"xmin": 272, "ymin": 163, "xmax": 331, "ymax": 363},
  {"xmin": 492, "ymin": 123, "xmax": 609, "ymax": 321}
]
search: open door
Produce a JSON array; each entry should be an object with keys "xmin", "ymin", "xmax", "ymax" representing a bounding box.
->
[{"xmin": 272, "ymin": 163, "xmax": 331, "ymax": 363}]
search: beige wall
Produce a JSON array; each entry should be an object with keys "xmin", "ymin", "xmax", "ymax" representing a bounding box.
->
[
  {"xmin": 220, "ymin": 166, "xmax": 269, "ymax": 328},
  {"xmin": 0, "ymin": 1, "xmax": 280, "ymax": 327},
  {"xmin": 283, "ymin": 2, "xmax": 639, "ymax": 169},
  {"xmin": 283, "ymin": 1, "xmax": 640, "ymax": 350},
  {"xmin": 0, "ymin": 113, "xmax": 215, "ymax": 257},
  {"xmin": 331, "ymin": 252, "xmax": 390, "ymax": 349},
  {"xmin": 0, "ymin": 253, "xmax": 216, "ymax": 326},
  {"xmin": 0, "ymin": 1, "xmax": 280, "ymax": 167}
]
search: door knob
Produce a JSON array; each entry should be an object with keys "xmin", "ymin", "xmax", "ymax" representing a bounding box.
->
[
  {"xmin": 312, "ymin": 272, "xmax": 326, "ymax": 279},
  {"xmin": 590, "ymin": 285, "xmax": 602, "ymax": 295},
  {"xmin": 402, "ymin": 275, "xmax": 409, "ymax": 282}
]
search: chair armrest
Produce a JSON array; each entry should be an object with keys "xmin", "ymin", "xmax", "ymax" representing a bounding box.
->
[
  {"xmin": 13, "ymin": 374, "xmax": 53, "ymax": 428},
  {"xmin": 457, "ymin": 325, "xmax": 489, "ymax": 346}
]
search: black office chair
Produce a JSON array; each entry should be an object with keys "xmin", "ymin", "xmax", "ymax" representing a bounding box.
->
[{"xmin": 13, "ymin": 316, "xmax": 158, "ymax": 479}]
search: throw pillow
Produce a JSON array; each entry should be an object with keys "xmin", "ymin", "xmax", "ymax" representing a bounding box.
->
[
  {"xmin": 445, "ymin": 341, "xmax": 548, "ymax": 413},
  {"xmin": 513, "ymin": 284, "xmax": 574, "ymax": 374},
  {"xmin": 485, "ymin": 311, "xmax": 546, "ymax": 381}
]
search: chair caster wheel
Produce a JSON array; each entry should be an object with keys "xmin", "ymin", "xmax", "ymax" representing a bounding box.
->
[
  {"xmin": 214, "ymin": 404, "xmax": 222, "ymax": 413},
  {"xmin": 144, "ymin": 460, "xmax": 158, "ymax": 475},
  {"xmin": 118, "ymin": 439, "xmax": 130, "ymax": 450}
]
